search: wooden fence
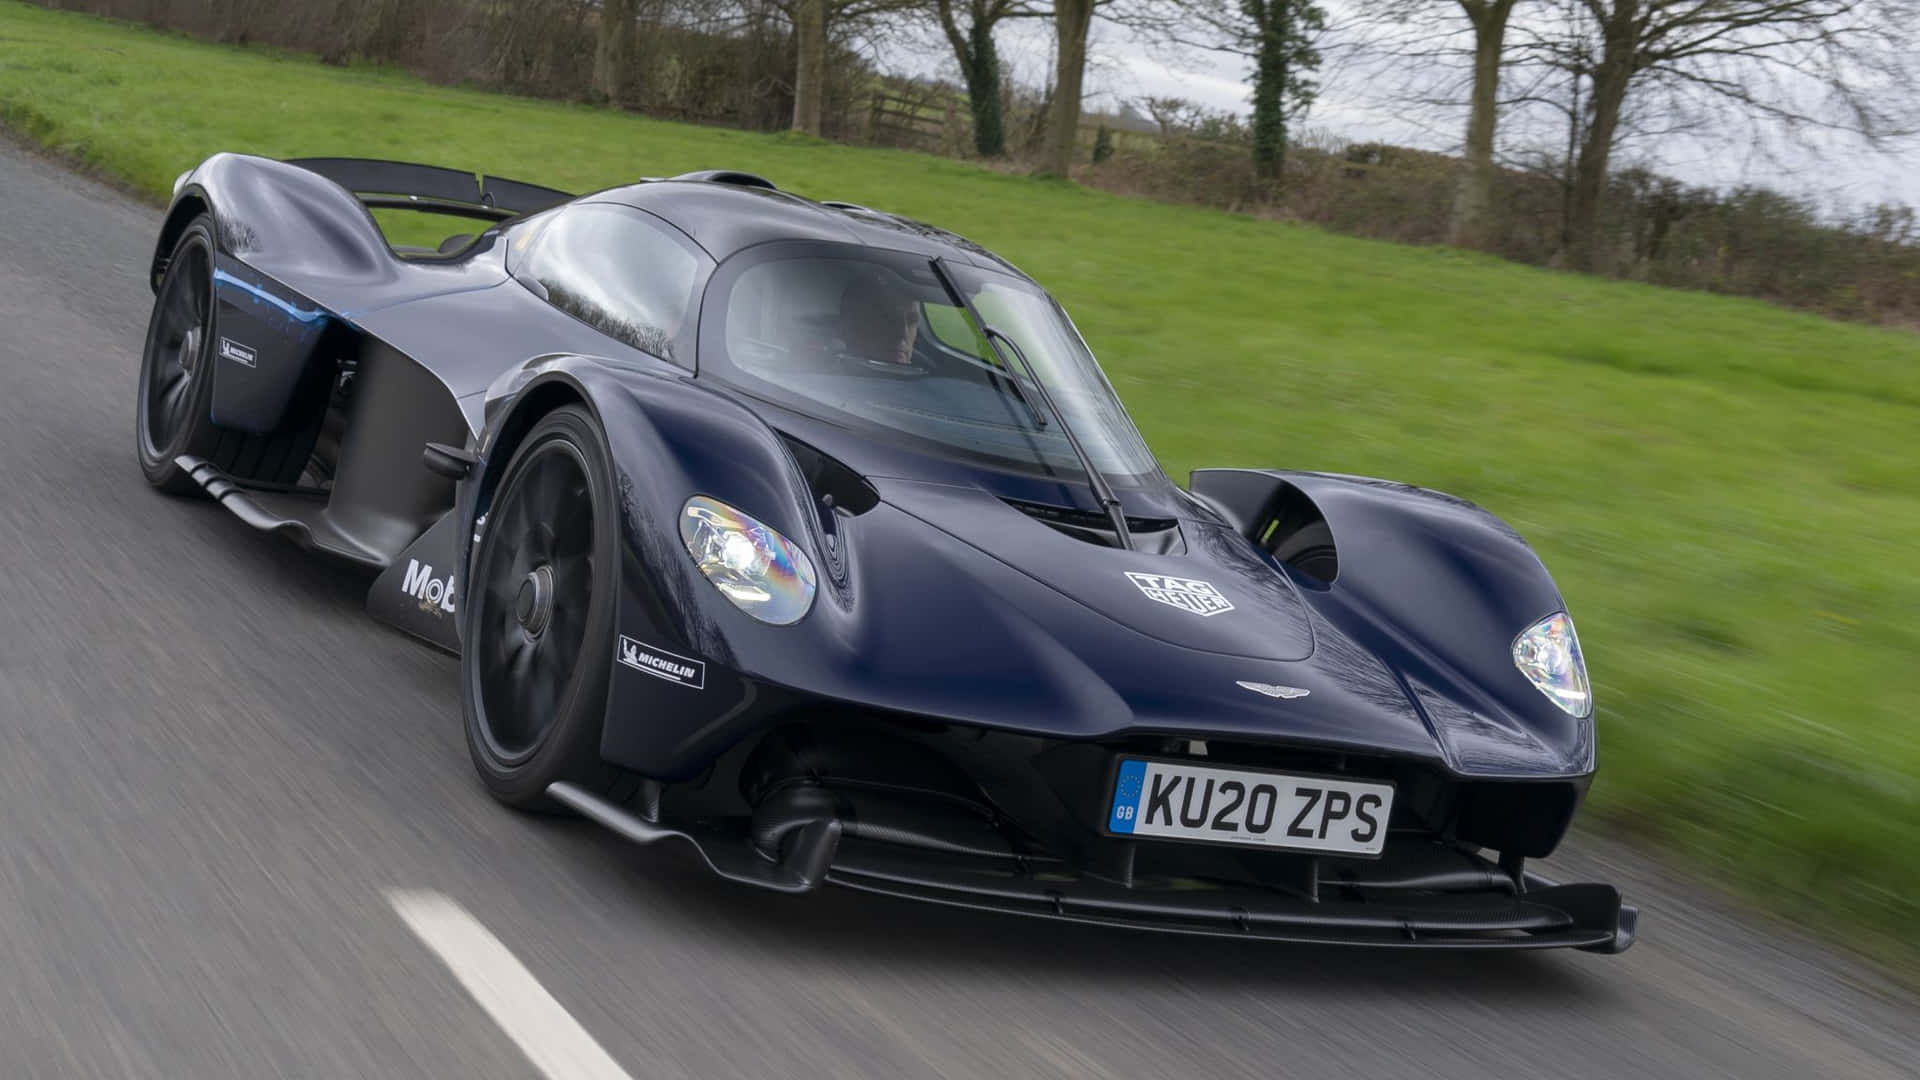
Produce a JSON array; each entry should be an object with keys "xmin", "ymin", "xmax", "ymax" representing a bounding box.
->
[{"xmin": 866, "ymin": 90, "xmax": 959, "ymax": 151}]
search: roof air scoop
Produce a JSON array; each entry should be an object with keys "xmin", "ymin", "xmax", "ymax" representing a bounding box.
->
[{"xmin": 670, "ymin": 170, "xmax": 778, "ymax": 190}]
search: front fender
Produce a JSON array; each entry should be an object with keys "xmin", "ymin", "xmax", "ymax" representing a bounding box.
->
[
  {"xmin": 1191, "ymin": 468, "xmax": 1595, "ymax": 779},
  {"xmin": 464, "ymin": 357, "xmax": 828, "ymax": 779},
  {"xmin": 468, "ymin": 359, "xmax": 1167, "ymax": 781}
]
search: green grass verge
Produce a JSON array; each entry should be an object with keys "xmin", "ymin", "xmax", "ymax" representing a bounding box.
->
[{"xmin": 4, "ymin": 1, "xmax": 1916, "ymax": 957}]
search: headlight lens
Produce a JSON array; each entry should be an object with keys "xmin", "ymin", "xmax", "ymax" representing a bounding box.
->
[
  {"xmin": 1512, "ymin": 612, "xmax": 1591, "ymax": 717},
  {"xmin": 679, "ymin": 496, "xmax": 817, "ymax": 625}
]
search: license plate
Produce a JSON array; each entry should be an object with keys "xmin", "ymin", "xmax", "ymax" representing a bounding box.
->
[{"xmin": 1106, "ymin": 758, "xmax": 1394, "ymax": 856}]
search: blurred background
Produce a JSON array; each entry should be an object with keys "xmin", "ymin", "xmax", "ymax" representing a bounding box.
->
[
  {"xmin": 31, "ymin": 0, "xmax": 1920, "ymax": 324},
  {"xmin": 0, "ymin": 0, "xmax": 1914, "ymax": 1075}
]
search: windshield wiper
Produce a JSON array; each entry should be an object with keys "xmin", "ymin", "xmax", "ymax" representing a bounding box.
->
[
  {"xmin": 981, "ymin": 328, "xmax": 1046, "ymax": 428},
  {"xmin": 930, "ymin": 258, "xmax": 1133, "ymax": 551}
]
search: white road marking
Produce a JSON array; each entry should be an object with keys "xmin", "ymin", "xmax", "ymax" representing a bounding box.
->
[{"xmin": 388, "ymin": 890, "xmax": 636, "ymax": 1080}]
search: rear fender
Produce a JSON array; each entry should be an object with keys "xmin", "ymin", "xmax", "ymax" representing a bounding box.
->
[
  {"xmin": 155, "ymin": 154, "xmax": 389, "ymax": 435},
  {"xmin": 158, "ymin": 153, "xmax": 394, "ymax": 289}
]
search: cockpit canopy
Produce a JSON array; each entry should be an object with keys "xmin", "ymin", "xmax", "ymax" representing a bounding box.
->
[
  {"xmin": 699, "ymin": 241, "xmax": 1164, "ymax": 486},
  {"xmin": 505, "ymin": 191, "xmax": 1166, "ymax": 490}
]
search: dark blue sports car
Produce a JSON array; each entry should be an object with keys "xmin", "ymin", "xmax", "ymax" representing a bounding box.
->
[{"xmin": 136, "ymin": 154, "xmax": 1635, "ymax": 952}]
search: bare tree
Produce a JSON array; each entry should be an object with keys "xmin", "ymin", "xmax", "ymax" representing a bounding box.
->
[
  {"xmin": 791, "ymin": 0, "xmax": 828, "ymax": 132},
  {"xmin": 932, "ymin": 0, "xmax": 1048, "ymax": 156},
  {"xmin": 1449, "ymin": 0, "xmax": 1522, "ymax": 244},
  {"xmin": 1540, "ymin": 0, "xmax": 1919, "ymax": 270},
  {"xmin": 778, "ymin": 0, "xmax": 919, "ymax": 134},
  {"xmin": 1038, "ymin": 0, "xmax": 1098, "ymax": 175},
  {"xmin": 1331, "ymin": 0, "xmax": 1526, "ymax": 244},
  {"xmin": 1138, "ymin": 94, "xmax": 1190, "ymax": 135},
  {"xmin": 594, "ymin": 0, "xmax": 641, "ymax": 106},
  {"xmin": 1037, "ymin": 0, "xmax": 1214, "ymax": 177}
]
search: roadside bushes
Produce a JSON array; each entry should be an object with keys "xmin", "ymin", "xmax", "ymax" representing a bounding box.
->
[
  {"xmin": 1075, "ymin": 110, "xmax": 1918, "ymax": 326},
  {"xmin": 32, "ymin": 0, "xmax": 858, "ymax": 136}
]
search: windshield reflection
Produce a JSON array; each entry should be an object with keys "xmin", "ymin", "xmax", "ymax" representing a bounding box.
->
[{"xmin": 708, "ymin": 246, "xmax": 1163, "ymax": 486}]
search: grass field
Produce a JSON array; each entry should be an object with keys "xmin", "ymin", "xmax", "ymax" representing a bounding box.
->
[{"xmin": 2, "ymin": 1, "xmax": 1916, "ymax": 954}]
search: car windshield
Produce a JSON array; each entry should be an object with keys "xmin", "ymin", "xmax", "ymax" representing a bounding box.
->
[{"xmin": 704, "ymin": 246, "xmax": 1163, "ymax": 485}]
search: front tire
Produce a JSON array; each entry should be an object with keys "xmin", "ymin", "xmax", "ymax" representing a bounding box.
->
[{"xmin": 461, "ymin": 405, "xmax": 619, "ymax": 809}]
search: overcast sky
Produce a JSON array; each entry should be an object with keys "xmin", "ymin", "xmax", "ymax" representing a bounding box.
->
[{"xmin": 880, "ymin": 15, "xmax": 1920, "ymax": 215}]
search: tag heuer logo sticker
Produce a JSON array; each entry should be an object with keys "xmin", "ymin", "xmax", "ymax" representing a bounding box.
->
[
  {"xmin": 1237, "ymin": 680, "xmax": 1310, "ymax": 699},
  {"xmin": 617, "ymin": 635, "xmax": 706, "ymax": 690},
  {"xmin": 218, "ymin": 337, "xmax": 257, "ymax": 367},
  {"xmin": 1125, "ymin": 572, "xmax": 1234, "ymax": 617}
]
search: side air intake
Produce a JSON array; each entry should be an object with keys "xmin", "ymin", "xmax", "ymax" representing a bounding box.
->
[{"xmin": 670, "ymin": 170, "xmax": 778, "ymax": 190}]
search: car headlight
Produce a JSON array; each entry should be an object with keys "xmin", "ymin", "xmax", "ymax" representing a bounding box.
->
[
  {"xmin": 1512, "ymin": 611, "xmax": 1591, "ymax": 717},
  {"xmin": 679, "ymin": 496, "xmax": 817, "ymax": 625}
]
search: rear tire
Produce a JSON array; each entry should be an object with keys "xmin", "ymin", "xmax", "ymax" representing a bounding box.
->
[
  {"xmin": 136, "ymin": 216, "xmax": 225, "ymax": 494},
  {"xmin": 136, "ymin": 215, "xmax": 315, "ymax": 494},
  {"xmin": 461, "ymin": 405, "xmax": 619, "ymax": 810}
]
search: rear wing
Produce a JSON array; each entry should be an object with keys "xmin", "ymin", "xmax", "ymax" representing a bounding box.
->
[{"xmin": 286, "ymin": 157, "xmax": 573, "ymax": 221}]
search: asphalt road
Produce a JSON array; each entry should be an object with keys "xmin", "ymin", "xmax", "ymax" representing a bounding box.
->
[{"xmin": 0, "ymin": 138, "xmax": 1914, "ymax": 1080}]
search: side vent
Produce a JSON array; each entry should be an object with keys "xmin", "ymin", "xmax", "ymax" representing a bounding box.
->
[
  {"xmin": 779, "ymin": 436, "xmax": 874, "ymax": 589},
  {"xmin": 780, "ymin": 436, "xmax": 878, "ymax": 516},
  {"xmin": 1004, "ymin": 499, "xmax": 1183, "ymax": 554}
]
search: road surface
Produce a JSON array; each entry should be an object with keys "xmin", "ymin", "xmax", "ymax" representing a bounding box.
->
[{"xmin": 0, "ymin": 138, "xmax": 1913, "ymax": 1079}]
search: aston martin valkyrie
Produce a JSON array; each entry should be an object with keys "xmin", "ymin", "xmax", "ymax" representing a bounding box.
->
[{"xmin": 135, "ymin": 154, "xmax": 1635, "ymax": 951}]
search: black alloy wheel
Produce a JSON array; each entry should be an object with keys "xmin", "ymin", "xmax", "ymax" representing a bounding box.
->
[
  {"xmin": 462, "ymin": 405, "xmax": 618, "ymax": 809},
  {"xmin": 136, "ymin": 216, "xmax": 222, "ymax": 493}
]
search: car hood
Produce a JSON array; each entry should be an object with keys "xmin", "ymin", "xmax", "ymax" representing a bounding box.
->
[
  {"xmin": 872, "ymin": 478, "xmax": 1317, "ymax": 663},
  {"xmin": 598, "ymin": 382, "xmax": 1590, "ymax": 780},
  {"xmin": 781, "ymin": 478, "xmax": 1583, "ymax": 778},
  {"xmin": 644, "ymin": 470, "xmax": 1587, "ymax": 780}
]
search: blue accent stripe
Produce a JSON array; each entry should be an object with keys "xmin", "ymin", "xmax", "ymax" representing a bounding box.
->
[
  {"xmin": 212, "ymin": 269, "xmax": 329, "ymax": 324},
  {"xmin": 1109, "ymin": 759, "xmax": 1147, "ymax": 834}
]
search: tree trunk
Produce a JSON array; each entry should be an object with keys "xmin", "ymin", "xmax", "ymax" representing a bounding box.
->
[
  {"xmin": 594, "ymin": 0, "xmax": 638, "ymax": 107},
  {"xmin": 1447, "ymin": 0, "xmax": 1517, "ymax": 248},
  {"xmin": 963, "ymin": 18, "xmax": 1005, "ymax": 157},
  {"xmin": 1248, "ymin": 0, "xmax": 1287, "ymax": 182},
  {"xmin": 1566, "ymin": 17, "xmax": 1635, "ymax": 272},
  {"xmin": 1557, "ymin": 61, "xmax": 1582, "ymax": 254},
  {"xmin": 938, "ymin": 0, "xmax": 1007, "ymax": 157},
  {"xmin": 1040, "ymin": 0, "xmax": 1093, "ymax": 178},
  {"xmin": 791, "ymin": 0, "xmax": 826, "ymax": 135}
]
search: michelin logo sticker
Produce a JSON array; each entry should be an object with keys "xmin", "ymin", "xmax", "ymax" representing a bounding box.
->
[
  {"xmin": 617, "ymin": 636, "xmax": 706, "ymax": 690},
  {"xmin": 401, "ymin": 559, "xmax": 456, "ymax": 616},
  {"xmin": 218, "ymin": 337, "xmax": 257, "ymax": 367}
]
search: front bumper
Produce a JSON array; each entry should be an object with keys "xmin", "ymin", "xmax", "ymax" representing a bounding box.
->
[{"xmin": 549, "ymin": 781, "xmax": 1638, "ymax": 953}]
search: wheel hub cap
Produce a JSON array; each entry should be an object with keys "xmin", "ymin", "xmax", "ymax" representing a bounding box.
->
[
  {"xmin": 515, "ymin": 565, "xmax": 554, "ymax": 637},
  {"xmin": 180, "ymin": 326, "xmax": 200, "ymax": 372}
]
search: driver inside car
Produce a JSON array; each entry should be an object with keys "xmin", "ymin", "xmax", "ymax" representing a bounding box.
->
[{"xmin": 833, "ymin": 271, "xmax": 921, "ymax": 366}]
